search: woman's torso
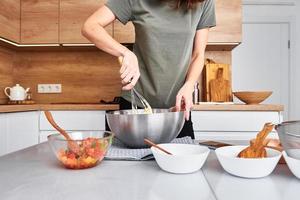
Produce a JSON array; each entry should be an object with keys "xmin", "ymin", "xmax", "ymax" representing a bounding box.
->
[{"xmin": 121, "ymin": 0, "xmax": 208, "ymax": 108}]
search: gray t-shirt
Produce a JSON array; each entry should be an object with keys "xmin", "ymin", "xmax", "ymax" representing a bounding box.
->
[{"xmin": 106, "ymin": 0, "xmax": 216, "ymax": 108}]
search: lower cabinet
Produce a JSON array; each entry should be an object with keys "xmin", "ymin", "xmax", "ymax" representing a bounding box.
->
[
  {"xmin": 0, "ymin": 110, "xmax": 106, "ymax": 156},
  {"xmin": 0, "ymin": 111, "xmax": 39, "ymax": 156},
  {"xmin": 192, "ymin": 111, "xmax": 283, "ymax": 141},
  {"xmin": 0, "ymin": 114, "xmax": 6, "ymax": 156},
  {"xmin": 0, "ymin": 109, "xmax": 283, "ymax": 156}
]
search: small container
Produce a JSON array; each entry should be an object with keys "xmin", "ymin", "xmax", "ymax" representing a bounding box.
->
[
  {"xmin": 26, "ymin": 92, "xmax": 32, "ymax": 100},
  {"xmin": 193, "ymin": 82, "xmax": 199, "ymax": 104}
]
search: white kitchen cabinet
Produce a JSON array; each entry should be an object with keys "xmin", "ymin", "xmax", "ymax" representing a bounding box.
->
[
  {"xmin": 39, "ymin": 111, "xmax": 106, "ymax": 143},
  {"xmin": 192, "ymin": 111, "xmax": 282, "ymax": 141},
  {"xmin": 0, "ymin": 111, "xmax": 39, "ymax": 156},
  {"xmin": 0, "ymin": 114, "xmax": 7, "ymax": 156}
]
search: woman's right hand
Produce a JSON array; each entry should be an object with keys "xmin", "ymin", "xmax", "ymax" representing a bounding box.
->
[{"xmin": 119, "ymin": 50, "xmax": 140, "ymax": 90}]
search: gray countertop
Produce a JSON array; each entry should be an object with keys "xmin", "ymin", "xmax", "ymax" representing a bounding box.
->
[{"xmin": 0, "ymin": 142, "xmax": 299, "ymax": 200}]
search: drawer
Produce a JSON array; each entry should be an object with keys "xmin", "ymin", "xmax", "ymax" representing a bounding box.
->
[
  {"xmin": 192, "ymin": 111, "xmax": 281, "ymax": 132},
  {"xmin": 39, "ymin": 111, "xmax": 106, "ymax": 131}
]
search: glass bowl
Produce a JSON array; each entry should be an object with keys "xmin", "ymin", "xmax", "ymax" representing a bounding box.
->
[
  {"xmin": 276, "ymin": 121, "xmax": 300, "ymax": 160},
  {"xmin": 47, "ymin": 131, "xmax": 114, "ymax": 169}
]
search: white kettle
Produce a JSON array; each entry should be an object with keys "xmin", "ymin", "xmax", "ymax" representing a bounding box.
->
[{"xmin": 4, "ymin": 84, "xmax": 30, "ymax": 101}]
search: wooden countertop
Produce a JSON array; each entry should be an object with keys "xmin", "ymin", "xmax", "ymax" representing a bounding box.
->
[
  {"xmin": 192, "ymin": 103, "xmax": 284, "ymax": 111},
  {"xmin": 0, "ymin": 103, "xmax": 283, "ymax": 113},
  {"xmin": 0, "ymin": 104, "xmax": 119, "ymax": 113}
]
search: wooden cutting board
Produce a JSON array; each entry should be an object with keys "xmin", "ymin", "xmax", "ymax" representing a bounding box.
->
[{"xmin": 202, "ymin": 59, "xmax": 233, "ymax": 102}]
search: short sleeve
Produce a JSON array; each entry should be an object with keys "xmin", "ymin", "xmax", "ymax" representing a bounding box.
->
[
  {"xmin": 106, "ymin": 0, "xmax": 133, "ymax": 24},
  {"xmin": 197, "ymin": 0, "xmax": 216, "ymax": 30}
]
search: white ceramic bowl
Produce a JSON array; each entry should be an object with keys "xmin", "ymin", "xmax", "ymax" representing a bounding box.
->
[
  {"xmin": 282, "ymin": 151, "xmax": 300, "ymax": 179},
  {"xmin": 215, "ymin": 145, "xmax": 281, "ymax": 178},
  {"xmin": 151, "ymin": 144, "xmax": 210, "ymax": 174}
]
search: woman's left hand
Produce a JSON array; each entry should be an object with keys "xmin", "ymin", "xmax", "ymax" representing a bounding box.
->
[{"xmin": 175, "ymin": 82, "xmax": 194, "ymax": 121}]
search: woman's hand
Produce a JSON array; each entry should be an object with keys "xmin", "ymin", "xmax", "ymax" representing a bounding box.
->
[
  {"xmin": 175, "ymin": 82, "xmax": 194, "ymax": 120},
  {"xmin": 119, "ymin": 50, "xmax": 140, "ymax": 90}
]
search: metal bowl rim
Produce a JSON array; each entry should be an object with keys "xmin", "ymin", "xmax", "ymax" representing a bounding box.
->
[
  {"xmin": 106, "ymin": 109, "xmax": 184, "ymax": 116},
  {"xmin": 275, "ymin": 120, "xmax": 300, "ymax": 129}
]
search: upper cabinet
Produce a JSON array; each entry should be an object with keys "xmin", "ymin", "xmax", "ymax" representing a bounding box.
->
[
  {"xmin": 1, "ymin": 0, "xmax": 242, "ymax": 46},
  {"xmin": 21, "ymin": 0, "xmax": 59, "ymax": 44},
  {"xmin": 0, "ymin": 0, "xmax": 20, "ymax": 42},
  {"xmin": 60, "ymin": 0, "xmax": 112, "ymax": 44},
  {"xmin": 208, "ymin": 0, "xmax": 242, "ymax": 44}
]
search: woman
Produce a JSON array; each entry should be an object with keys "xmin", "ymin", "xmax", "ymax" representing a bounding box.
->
[{"xmin": 82, "ymin": 0, "xmax": 216, "ymax": 139}]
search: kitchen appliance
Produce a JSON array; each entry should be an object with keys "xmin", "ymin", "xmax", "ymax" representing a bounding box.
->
[
  {"xmin": 106, "ymin": 109, "xmax": 185, "ymax": 148},
  {"xmin": 4, "ymin": 84, "xmax": 30, "ymax": 101}
]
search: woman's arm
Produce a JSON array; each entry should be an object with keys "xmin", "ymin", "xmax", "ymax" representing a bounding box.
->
[
  {"xmin": 82, "ymin": 6, "xmax": 140, "ymax": 90},
  {"xmin": 175, "ymin": 28, "xmax": 210, "ymax": 120}
]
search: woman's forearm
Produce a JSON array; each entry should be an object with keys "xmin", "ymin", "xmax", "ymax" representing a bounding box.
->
[
  {"xmin": 81, "ymin": 6, "xmax": 128, "ymax": 57},
  {"xmin": 184, "ymin": 28, "xmax": 210, "ymax": 88},
  {"xmin": 185, "ymin": 53, "xmax": 205, "ymax": 88}
]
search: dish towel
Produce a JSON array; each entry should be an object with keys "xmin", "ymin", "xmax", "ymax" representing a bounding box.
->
[{"xmin": 105, "ymin": 136, "xmax": 195, "ymax": 161}]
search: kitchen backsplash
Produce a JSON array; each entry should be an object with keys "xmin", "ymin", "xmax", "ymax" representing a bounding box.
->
[
  {"xmin": 0, "ymin": 45, "xmax": 231, "ymax": 104},
  {"xmin": 0, "ymin": 46, "xmax": 15, "ymax": 104}
]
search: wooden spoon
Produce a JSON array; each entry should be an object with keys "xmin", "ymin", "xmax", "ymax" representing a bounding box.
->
[
  {"xmin": 238, "ymin": 122, "xmax": 274, "ymax": 158},
  {"xmin": 144, "ymin": 138, "xmax": 173, "ymax": 155},
  {"xmin": 44, "ymin": 111, "xmax": 81, "ymax": 155}
]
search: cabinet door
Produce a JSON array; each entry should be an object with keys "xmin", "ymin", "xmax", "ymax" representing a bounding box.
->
[
  {"xmin": 113, "ymin": 21, "xmax": 135, "ymax": 43},
  {"xmin": 232, "ymin": 23, "xmax": 290, "ymax": 120},
  {"xmin": 21, "ymin": 0, "xmax": 59, "ymax": 44},
  {"xmin": 6, "ymin": 112, "xmax": 39, "ymax": 154},
  {"xmin": 192, "ymin": 111, "xmax": 281, "ymax": 132},
  {"xmin": 208, "ymin": 0, "xmax": 242, "ymax": 44},
  {"xmin": 0, "ymin": 0, "xmax": 20, "ymax": 42},
  {"xmin": 0, "ymin": 114, "xmax": 7, "ymax": 156},
  {"xmin": 60, "ymin": 0, "xmax": 113, "ymax": 43},
  {"xmin": 39, "ymin": 111, "xmax": 106, "ymax": 131}
]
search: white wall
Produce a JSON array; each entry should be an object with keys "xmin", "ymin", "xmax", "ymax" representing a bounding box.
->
[{"xmin": 232, "ymin": 0, "xmax": 299, "ymax": 120}]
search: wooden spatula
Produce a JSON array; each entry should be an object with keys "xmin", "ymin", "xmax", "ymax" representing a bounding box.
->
[
  {"xmin": 238, "ymin": 122, "xmax": 274, "ymax": 158},
  {"xmin": 44, "ymin": 111, "xmax": 81, "ymax": 155}
]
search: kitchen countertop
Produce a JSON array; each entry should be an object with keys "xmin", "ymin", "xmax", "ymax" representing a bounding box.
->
[
  {"xmin": 0, "ymin": 103, "xmax": 284, "ymax": 113},
  {"xmin": 0, "ymin": 104, "xmax": 119, "ymax": 113},
  {"xmin": 0, "ymin": 142, "xmax": 298, "ymax": 200},
  {"xmin": 192, "ymin": 103, "xmax": 284, "ymax": 111}
]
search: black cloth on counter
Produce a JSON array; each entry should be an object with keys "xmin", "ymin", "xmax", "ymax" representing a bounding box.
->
[{"xmin": 105, "ymin": 97, "xmax": 194, "ymax": 139}]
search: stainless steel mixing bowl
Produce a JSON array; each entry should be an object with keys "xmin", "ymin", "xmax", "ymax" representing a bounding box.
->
[
  {"xmin": 106, "ymin": 109, "xmax": 185, "ymax": 148},
  {"xmin": 276, "ymin": 120, "xmax": 300, "ymax": 160}
]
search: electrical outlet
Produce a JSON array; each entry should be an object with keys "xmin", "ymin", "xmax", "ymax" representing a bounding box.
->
[{"xmin": 37, "ymin": 84, "xmax": 62, "ymax": 93}]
